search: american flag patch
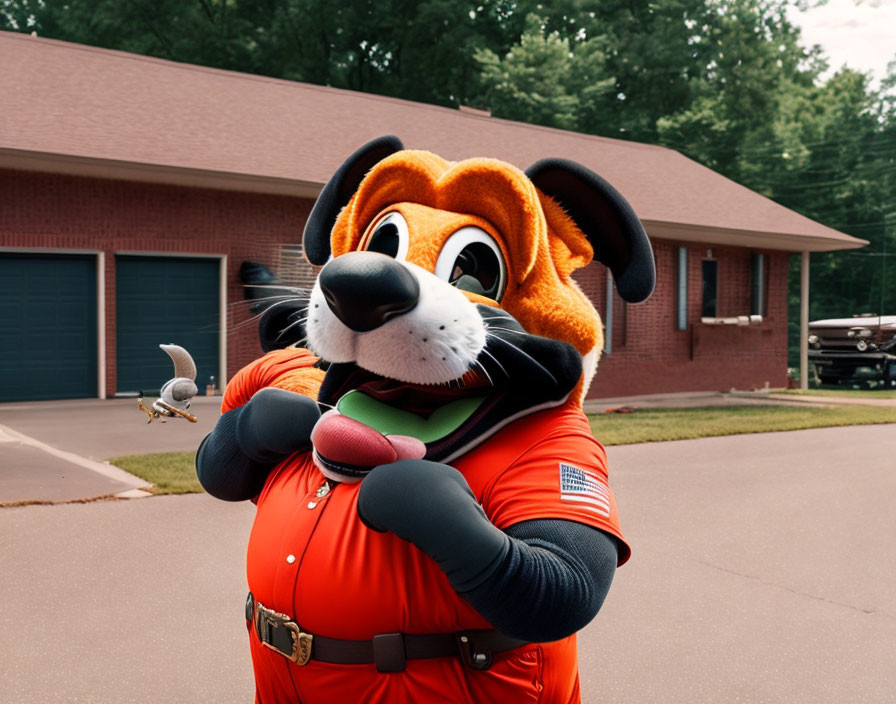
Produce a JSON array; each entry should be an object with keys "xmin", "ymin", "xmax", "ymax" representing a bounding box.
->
[{"xmin": 559, "ymin": 463, "xmax": 611, "ymax": 518}]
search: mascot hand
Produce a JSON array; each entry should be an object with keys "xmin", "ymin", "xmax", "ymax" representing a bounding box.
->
[
  {"xmin": 236, "ymin": 387, "xmax": 321, "ymax": 464},
  {"xmin": 196, "ymin": 387, "xmax": 320, "ymax": 502},
  {"xmin": 357, "ymin": 460, "xmax": 510, "ymax": 592}
]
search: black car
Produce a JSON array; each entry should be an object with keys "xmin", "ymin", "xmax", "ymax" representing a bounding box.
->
[{"xmin": 808, "ymin": 314, "xmax": 896, "ymax": 387}]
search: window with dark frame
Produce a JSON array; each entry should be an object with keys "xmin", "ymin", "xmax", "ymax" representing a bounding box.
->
[{"xmin": 701, "ymin": 259, "xmax": 718, "ymax": 318}]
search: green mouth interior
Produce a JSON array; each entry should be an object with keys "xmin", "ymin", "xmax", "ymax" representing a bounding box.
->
[{"xmin": 336, "ymin": 390, "xmax": 487, "ymax": 444}]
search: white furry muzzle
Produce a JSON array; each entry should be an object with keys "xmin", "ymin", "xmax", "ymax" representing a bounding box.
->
[{"xmin": 306, "ymin": 260, "xmax": 486, "ymax": 385}]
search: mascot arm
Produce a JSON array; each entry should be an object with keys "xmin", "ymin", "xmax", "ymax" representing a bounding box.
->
[
  {"xmin": 357, "ymin": 460, "xmax": 617, "ymax": 642},
  {"xmin": 483, "ymin": 519, "xmax": 617, "ymax": 642},
  {"xmin": 196, "ymin": 388, "xmax": 320, "ymax": 501}
]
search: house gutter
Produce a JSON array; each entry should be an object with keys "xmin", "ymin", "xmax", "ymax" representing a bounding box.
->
[{"xmin": 642, "ymin": 220, "xmax": 868, "ymax": 254}]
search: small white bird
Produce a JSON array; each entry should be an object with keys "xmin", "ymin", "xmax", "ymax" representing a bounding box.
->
[{"xmin": 137, "ymin": 344, "xmax": 199, "ymax": 423}]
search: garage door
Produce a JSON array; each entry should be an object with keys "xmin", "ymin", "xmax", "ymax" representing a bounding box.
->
[
  {"xmin": 116, "ymin": 256, "xmax": 220, "ymax": 395},
  {"xmin": 0, "ymin": 253, "xmax": 97, "ymax": 402}
]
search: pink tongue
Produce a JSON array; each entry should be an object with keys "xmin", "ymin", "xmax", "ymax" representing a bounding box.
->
[{"xmin": 310, "ymin": 410, "xmax": 426, "ymax": 468}]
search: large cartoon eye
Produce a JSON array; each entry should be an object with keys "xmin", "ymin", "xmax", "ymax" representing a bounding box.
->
[
  {"xmin": 364, "ymin": 211, "xmax": 409, "ymax": 260},
  {"xmin": 435, "ymin": 227, "xmax": 507, "ymax": 301}
]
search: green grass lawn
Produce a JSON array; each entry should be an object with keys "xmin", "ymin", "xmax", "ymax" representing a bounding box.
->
[
  {"xmin": 777, "ymin": 388, "xmax": 896, "ymax": 399},
  {"xmin": 589, "ymin": 404, "xmax": 896, "ymax": 446},
  {"xmin": 110, "ymin": 404, "xmax": 896, "ymax": 495},
  {"xmin": 109, "ymin": 451, "xmax": 200, "ymax": 495}
]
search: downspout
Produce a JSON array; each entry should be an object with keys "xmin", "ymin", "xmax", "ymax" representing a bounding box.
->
[
  {"xmin": 604, "ymin": 275, "xmax": 613, "ymax": 354},
  {"xmin": 219, "ymin": 255, "xmax": 228, "ymax": 392},
  {"xmin": 800, "ymin": 251, "xmax": 810, "ymax": 391}
]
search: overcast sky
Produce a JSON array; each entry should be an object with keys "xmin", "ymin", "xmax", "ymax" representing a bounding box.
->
[{"xmin": 788, "ymin": 0, "xmax": 896, "ymax": 87}]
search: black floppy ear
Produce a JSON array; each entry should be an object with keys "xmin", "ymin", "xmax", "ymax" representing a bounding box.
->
[
  {"xmin": 526, "ymin": 159, "xmax": 655, "ymax": 303},
  {"xmin": 303, "ymin": 135, "xmax": 405, "ymax": 265}
]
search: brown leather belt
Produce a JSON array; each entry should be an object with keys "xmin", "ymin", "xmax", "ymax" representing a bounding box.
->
[{"xmin": 246, "ymin": 592, "xmax": 527, "ymax": 673}]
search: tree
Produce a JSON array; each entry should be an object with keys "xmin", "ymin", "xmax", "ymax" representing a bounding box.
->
[
  {"xmin": 475, "ymin": 13, "xmax": 613, "ymax": 130},
  {"xmin": 1, "ymin": 0, "xmax": 519, "ymax": 107},
  {"xmin": 1, "ymin": 0, "xmax": 260, "ymax": 72}
]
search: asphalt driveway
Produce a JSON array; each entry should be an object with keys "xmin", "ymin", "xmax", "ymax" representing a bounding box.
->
[
  {"xmin": 582, "ymin": 424, "xmax": 895, "ymax": 703},
  {"xmin": 1, "ymin": 421, "xmax": 894, "ymax": 702}
]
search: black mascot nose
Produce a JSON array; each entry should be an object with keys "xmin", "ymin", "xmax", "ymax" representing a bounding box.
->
[{"xmin": 319, "ymin": 252, "xmax": 420, "ymax": 333}]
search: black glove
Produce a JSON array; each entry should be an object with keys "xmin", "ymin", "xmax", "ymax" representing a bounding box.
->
[
  {"xmin": 357, "ymin": 459, "xmax": 620, "ymax": 642},
  {"xmin": 235, "ymin": 387, "xmax": 321, "ymax": 464},
  {"xmin": 196, "ymin": 388, "xmax": 320, "ymax": 501},
  {"xmin": 357, "ymin": 460, "xmax": 510, "ymax": 592}
]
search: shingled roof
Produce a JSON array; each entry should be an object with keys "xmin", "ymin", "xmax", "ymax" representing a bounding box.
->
[{"xmin": 0, "ymin": 30, "xmax": 866, "ymax": 252}]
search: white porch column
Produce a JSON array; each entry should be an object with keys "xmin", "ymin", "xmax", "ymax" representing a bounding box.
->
[
  {"xmin": 800, "ymin": 251, "xmax": 810, "ymax": 390},
  {"xmin": 97, "ymin": 251, "xmax": 106, "ymax": 399}
]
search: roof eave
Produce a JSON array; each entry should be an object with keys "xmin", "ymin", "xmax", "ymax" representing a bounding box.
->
[
  {"xmin": 643, "ymin": 219, "xmax": 868, "ymax": 253},
  {"xmin": 0, "ymin": 148, "xmax": 322, "ymax": 198}
]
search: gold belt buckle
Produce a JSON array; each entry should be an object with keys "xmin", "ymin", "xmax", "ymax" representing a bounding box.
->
[
  {"xmin": 255, "ymin": 602, "xmax": 314, "ymax": 666},
  {"xmin": 283, "ymin": 621, "xmax": 313, "ymax": 666}
]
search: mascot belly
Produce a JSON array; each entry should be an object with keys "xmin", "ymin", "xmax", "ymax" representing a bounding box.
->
[{"xmin": 197, "ymin": 136, "xmax": 655, "ymax": 703}]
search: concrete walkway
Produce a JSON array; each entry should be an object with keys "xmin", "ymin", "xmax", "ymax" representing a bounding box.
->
[
  {"xmin": 584, "ymin": 389, "xmax": 896, "ymax": 412},
  {"xmin": 0, "ymin": 397, "xmax": 220, "ymax": 504},
  {"xmin": 1, "ymin": 424, "xmax": 894, "ymax": 702},
  {"xmin": 760, "ymin": 391, "xmax": 896, "ymax": 407},
  {"xmin": 0, "ymin": 423, "xmax": 150, "ymax": 503}
]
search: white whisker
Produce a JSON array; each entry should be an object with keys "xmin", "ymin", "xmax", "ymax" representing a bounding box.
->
[
  {"xmin": 484, "ymin": 325, "xmax": 526, "ymax": 335},
  {"xmin": 485, "ymin": 333, "xmax": 530, "ymax": 360},
  {"xmin": 277, "ymin": 317, "xmax": 308, "ymax": 336},
  {"xmin": 243, "ymin": 283, "xmax": 312, "ymax": 295},
  {"xmin": 472, "ymin": 359, "xmax": 496, "ymax": 387},
  {"xmin": 479, "ymin": 347, "xmax": 508, "ymax": 379},
  {"xmin": 227, "ymin": 299, "xmax": 300, "ymax": 332},
  {"xmin": 227, "ymin": 295, "xmax": 302, "ymax": 314},
  {"xmin": 479, "ymin": 315, "xmax": 514, "ymax": 323}
]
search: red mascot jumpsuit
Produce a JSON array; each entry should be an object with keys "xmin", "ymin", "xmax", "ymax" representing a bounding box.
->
[{"xmin": 223, "ymin": 348, "xmax": 630, "ymax": 704}]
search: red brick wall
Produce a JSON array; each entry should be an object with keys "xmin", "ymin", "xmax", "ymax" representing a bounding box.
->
[
  {"xmin": 1, "ymin": 169, "xmax": 789, "ymax": 399},
  {"xmin": 575, "ymin": 240, "xmax": 789, "ymax": 398},
  {"xmin": 0, "ymin": 169, "xmax": 312, "ymax": 396}
]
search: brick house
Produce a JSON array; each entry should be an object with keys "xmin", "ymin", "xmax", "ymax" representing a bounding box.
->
[{"xmin": 0, "ymin": 31, "xmax": 865, "ymax": 402}]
